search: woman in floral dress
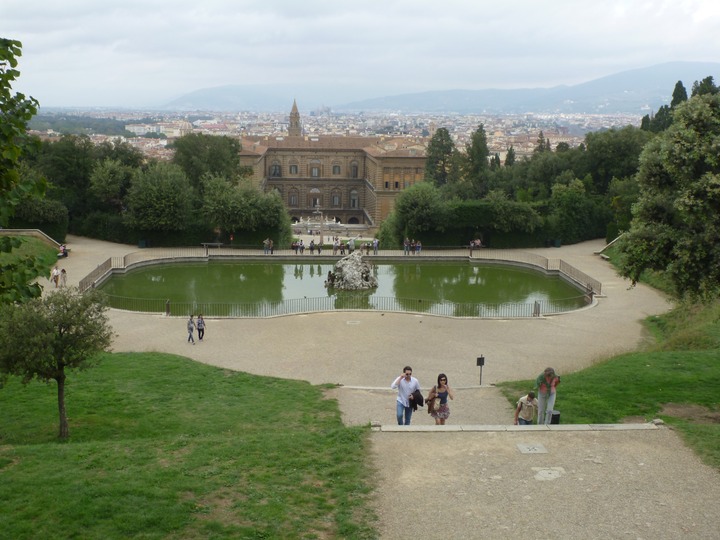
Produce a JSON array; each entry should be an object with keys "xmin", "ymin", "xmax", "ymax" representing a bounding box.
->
[{"xmin": 427, "ymin": 373, "xmax": 455, "ymax": 425}]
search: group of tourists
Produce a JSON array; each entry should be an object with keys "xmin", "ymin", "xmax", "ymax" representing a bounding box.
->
[
  {"xmin": 402, "ymin": 237, "xmax": 422, "ymax": 255},
  {"xmin": 391, "ymin": 365, "xmax": 560, "ymax": 426}
]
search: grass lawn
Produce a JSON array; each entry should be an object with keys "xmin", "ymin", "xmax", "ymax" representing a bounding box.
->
[
  {"xmin": 0, "ymin": 235, "xmax": 58, "ymax": 270},
  {"xmin": 499, "ymin": 280, "xmax": 720, "ymax": 471},
  {"xmin": 0, "ymin": 353, "xmax": 376, "ymax": 539}
]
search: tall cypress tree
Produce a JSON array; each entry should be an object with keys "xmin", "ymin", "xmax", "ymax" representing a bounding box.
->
[
  {"xmin": 424, "ymin": 127, "xmax": 456, "ymax": 187},
  {"xmin": 670, "ymin": 80, "xmax": 688, "ymax": 108}
]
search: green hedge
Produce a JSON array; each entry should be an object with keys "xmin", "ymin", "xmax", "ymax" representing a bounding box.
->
[{"xmin": 10, "ymin": 198, "xmax": 69, "ymax": 243}]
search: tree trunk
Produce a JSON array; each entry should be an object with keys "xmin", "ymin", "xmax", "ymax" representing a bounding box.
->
[{"xmin": 56, "ymin": 373, "xmax": 69, "ymax": 439}]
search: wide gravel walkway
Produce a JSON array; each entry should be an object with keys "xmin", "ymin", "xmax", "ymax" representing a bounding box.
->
[{"xmin": 50, "ymin": 235, "xmax": 720, "ymax": 539}]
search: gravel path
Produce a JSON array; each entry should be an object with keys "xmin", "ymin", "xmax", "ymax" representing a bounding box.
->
[{"xmin": 51, "ymin": 235, "xmax": 720, "ymax": 539}]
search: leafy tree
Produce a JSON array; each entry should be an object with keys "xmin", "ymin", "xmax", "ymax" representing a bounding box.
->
[
  {"xmin": 393, "ymin": 182, "xmax": 447, "ymax": 237},
  {"xmin": 0, "ymin": 288, "xmax": 113, "ymax": 438},
  {"xmin": 171, "ymin": 133, "xmax": 244, "ymax": 191},
  {"xmin": 691, "ymin": 76, "xmax": 718, "ymax": 97},
  {"xmin": 481, "ymin": 190, "xmax": 541, "ymax": 233},
  {"xmin": 125, "ymin": 162, "xmax": 194, "ymax": 231},
  {"xmin": 0, "ymin": 38, "xmax": 48, "ymax": 303},
  {"xmin": 671, "ymin": 80, "xmax": 688, "ymax": 108},
  {"xmin": 10, "ymin": 194, "xmax": 69, "ymax": 242},
  {"xmin": 201, "ymin": 175, "xmax": 291, "ymax": 240},
  {"xmin": 424, "ymin": 128, "xmax": 456, "ymax": 186},
  {"xmin": 89, "ymin": 158, "xmax": 134, "ymax": 212},
  {"xmin": 618, "ymin": 93, "xmax": 720, "ymax": 298},
  {"xmin": 606, "ymin": 176, "xmax": 640, "ymax": 241},
  {"xmin": 35, "ymin": 134, "xmax": 96, "ymax": 222},
  {"xmin": 584, "ymin": 126, "xmax": 652, "ymax": 194},
  {"xmin": 94, "ymin": 139, "xmax": 144, "ymax": 168},
  {"xmin": 548, "ymin": 179, "xmax": 609, "ymax": 244}
]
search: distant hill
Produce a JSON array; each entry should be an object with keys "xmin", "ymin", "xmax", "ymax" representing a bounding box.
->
[{"xmin": 164, "ymin": 62, "xmax": 720, "ymax": 114}]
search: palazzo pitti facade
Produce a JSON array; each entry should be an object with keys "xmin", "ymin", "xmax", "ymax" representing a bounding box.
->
[{"xmin": 238, "ymin": 101, "xmax": 427, "ymax": 226}]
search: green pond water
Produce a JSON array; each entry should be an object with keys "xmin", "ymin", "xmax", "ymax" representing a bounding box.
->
[{"xmin": 98, "ymin": 261, "xmax": 587, "ymax": 317}]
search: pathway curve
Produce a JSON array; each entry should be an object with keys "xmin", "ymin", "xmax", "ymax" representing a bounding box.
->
[{"xmin": 49, "ymin": 235, "xmax": 720, "ymax": 539}]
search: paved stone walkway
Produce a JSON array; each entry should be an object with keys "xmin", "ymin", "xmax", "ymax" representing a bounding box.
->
[{"xmin": 49, "ymin": 235, "xmax": 720, "ymax": 539}]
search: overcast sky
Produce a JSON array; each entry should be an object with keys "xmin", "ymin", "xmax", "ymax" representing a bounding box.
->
[{"xmin": 4, "ymin": 0, "xmax": 720, "ymax": 109}]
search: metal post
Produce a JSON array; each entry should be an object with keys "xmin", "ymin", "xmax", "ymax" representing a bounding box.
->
[{"xmin": 477, "ymin": 355, "xmax": 485, "ymax": 385}]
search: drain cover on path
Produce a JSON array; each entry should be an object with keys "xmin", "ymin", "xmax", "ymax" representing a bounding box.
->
[{"xmin": 516, "ymin": 443, "xmax": 548, "ymax": 454}]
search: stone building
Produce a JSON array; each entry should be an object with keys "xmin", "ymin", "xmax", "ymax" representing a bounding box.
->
[{"xmin": 238, "ymin": 101, "xmax": 427, "ymax": 226}]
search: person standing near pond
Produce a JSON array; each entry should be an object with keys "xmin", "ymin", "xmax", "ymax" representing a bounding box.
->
[
  {"xmin": 536, "ymin": 368, "xmax": 560, "ymax": 424},
  {"xmin": 514, "ymin": 391, "xmax": 538, "ymax": 425},
  {"xmin": 187, "ymin": 315, "xmax": 196, "ymax": 345},
  {"xmin": 426, "ymin": 373, "xmax": 455, "ymax": 425},
  {"xmin": 391, "ymin": 366, "xmax": 421, "ymax": 426},
  {"xmin": 196, "ymin": 314, "xmax": 206, "ymax": 341}
]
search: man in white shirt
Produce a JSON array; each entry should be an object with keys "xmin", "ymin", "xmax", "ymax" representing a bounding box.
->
[
  {"xmin": 391, "ymin": 366, "xmax": 421, "ymax": 425},
  {"xmin": 514, "ymin": 391, "xmax": 538, "ymax": 425}
]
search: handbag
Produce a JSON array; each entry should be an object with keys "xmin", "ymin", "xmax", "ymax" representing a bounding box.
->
[{"xmin": 427, "ymin": 387, "xmax": 439, "ymax": 414}]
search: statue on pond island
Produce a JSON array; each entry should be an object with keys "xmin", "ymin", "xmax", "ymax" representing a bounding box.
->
[{"xmin": 326, "ymin": 250, "xmax": 378, "ymax": 290}]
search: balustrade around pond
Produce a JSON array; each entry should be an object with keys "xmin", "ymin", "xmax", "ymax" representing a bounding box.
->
[{"xmin": 79, "ymin": 246, "xmax": 601, "ymax": 319}]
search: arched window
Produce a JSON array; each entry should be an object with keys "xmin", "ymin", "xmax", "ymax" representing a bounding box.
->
[
  {"xmin": 350, "ymin": 189, "xmax": 358, "ymax": 209},
  {"xmin": 332, "ymin": 163, "xmax": 341, "ymax": 175},
  {"xmin": 309, "ymin": 159, "xmax": 321, "ymax": 178},
  {"xmin": 289, "ymin": 163, "xmax": 299, "ymax": 175}
]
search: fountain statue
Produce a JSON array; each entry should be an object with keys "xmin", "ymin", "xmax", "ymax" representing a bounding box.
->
[{"xmin": 326, "ymin": 250, "xmax": 378, "ymax": 290}]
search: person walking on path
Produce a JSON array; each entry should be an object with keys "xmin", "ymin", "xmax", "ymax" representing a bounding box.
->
[
  {"xmin": 426, "ymin": 373, "xmax": 454, "ymax": 425},
  {"xmin": 196, "ymin": 314, "xmax": 206, "ymax": 341},
  {"xmin": 51, "ymin": 265, "xmax": 60, "ymax": 288},
  {"xmin": 536, "ymin": 368, "xmax": 560, "ymax": 424},
  {"xmin": 391, "ymin": 366, "xmax": 421, "ymax": 426},
  {"xmin": 186, "ymin": 315, "xmax": 196, "ymax": 344},
  {"xmin": 514, "ymin": 391, "xmax": 538, "ymax": 425},
  {"xmin": 60, "ymin": 268, "xmax": 67, "ymax": 288}
]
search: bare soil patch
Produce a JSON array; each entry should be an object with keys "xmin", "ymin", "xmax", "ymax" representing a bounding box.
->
[{"xmin": 661, "ymin": 402, "xmax": 720, "ymax": 424}]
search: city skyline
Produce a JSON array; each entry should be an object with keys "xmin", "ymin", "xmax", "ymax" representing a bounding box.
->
[{"xmin": 4, "ymin": 0, "xmax": 720, "ymax": 108}]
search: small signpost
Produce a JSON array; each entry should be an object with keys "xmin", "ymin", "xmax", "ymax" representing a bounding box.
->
[{"xmin": 477, "ymin": 355, "xmax": 485, "ymax": 385}]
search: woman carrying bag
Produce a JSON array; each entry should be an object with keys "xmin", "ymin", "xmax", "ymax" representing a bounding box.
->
[{"xmin": 427, "ymin": 373, "xmax": 455, "ymax": 425}]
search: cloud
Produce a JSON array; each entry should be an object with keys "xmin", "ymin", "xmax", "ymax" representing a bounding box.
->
[{"xmin": 3, "ymin": 0, "xmax": 720, "ymax": 107}]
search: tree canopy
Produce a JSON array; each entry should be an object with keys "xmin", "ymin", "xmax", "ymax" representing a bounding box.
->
[
  {"xmin": 618, "ymin": 92, "xmax": 720, "ymax": 299},
  {"xmin": 0, "ymin": 38, "xmax": 48, "ymax": 303},
  {"xmin": 125, "ymin": 162, "xmax": 194, "ymax": 232},
  {"xmin": 0, "ymin": 288, "xmax": 113, "ymax": 438},
  {"xmin": 171, "ymin": 132, "xmax": 245, "ymax": 191}
]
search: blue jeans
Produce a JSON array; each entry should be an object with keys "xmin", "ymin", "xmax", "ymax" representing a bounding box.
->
[
  {"xmin": 396, "ymin": 402, "xmax": 413, "ymax": 425},
  {"xmin": 537, "ymin": 392, "xmax": 556, "ymax": 424},
  {"xmin": 518, "ymin": 418, "xmax": 533, "ymax": 425}
]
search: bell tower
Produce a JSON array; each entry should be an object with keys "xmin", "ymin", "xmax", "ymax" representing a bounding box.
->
[{"xmin": 288, "ymin": 99, "xmax": 302, "ymax": 137}]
